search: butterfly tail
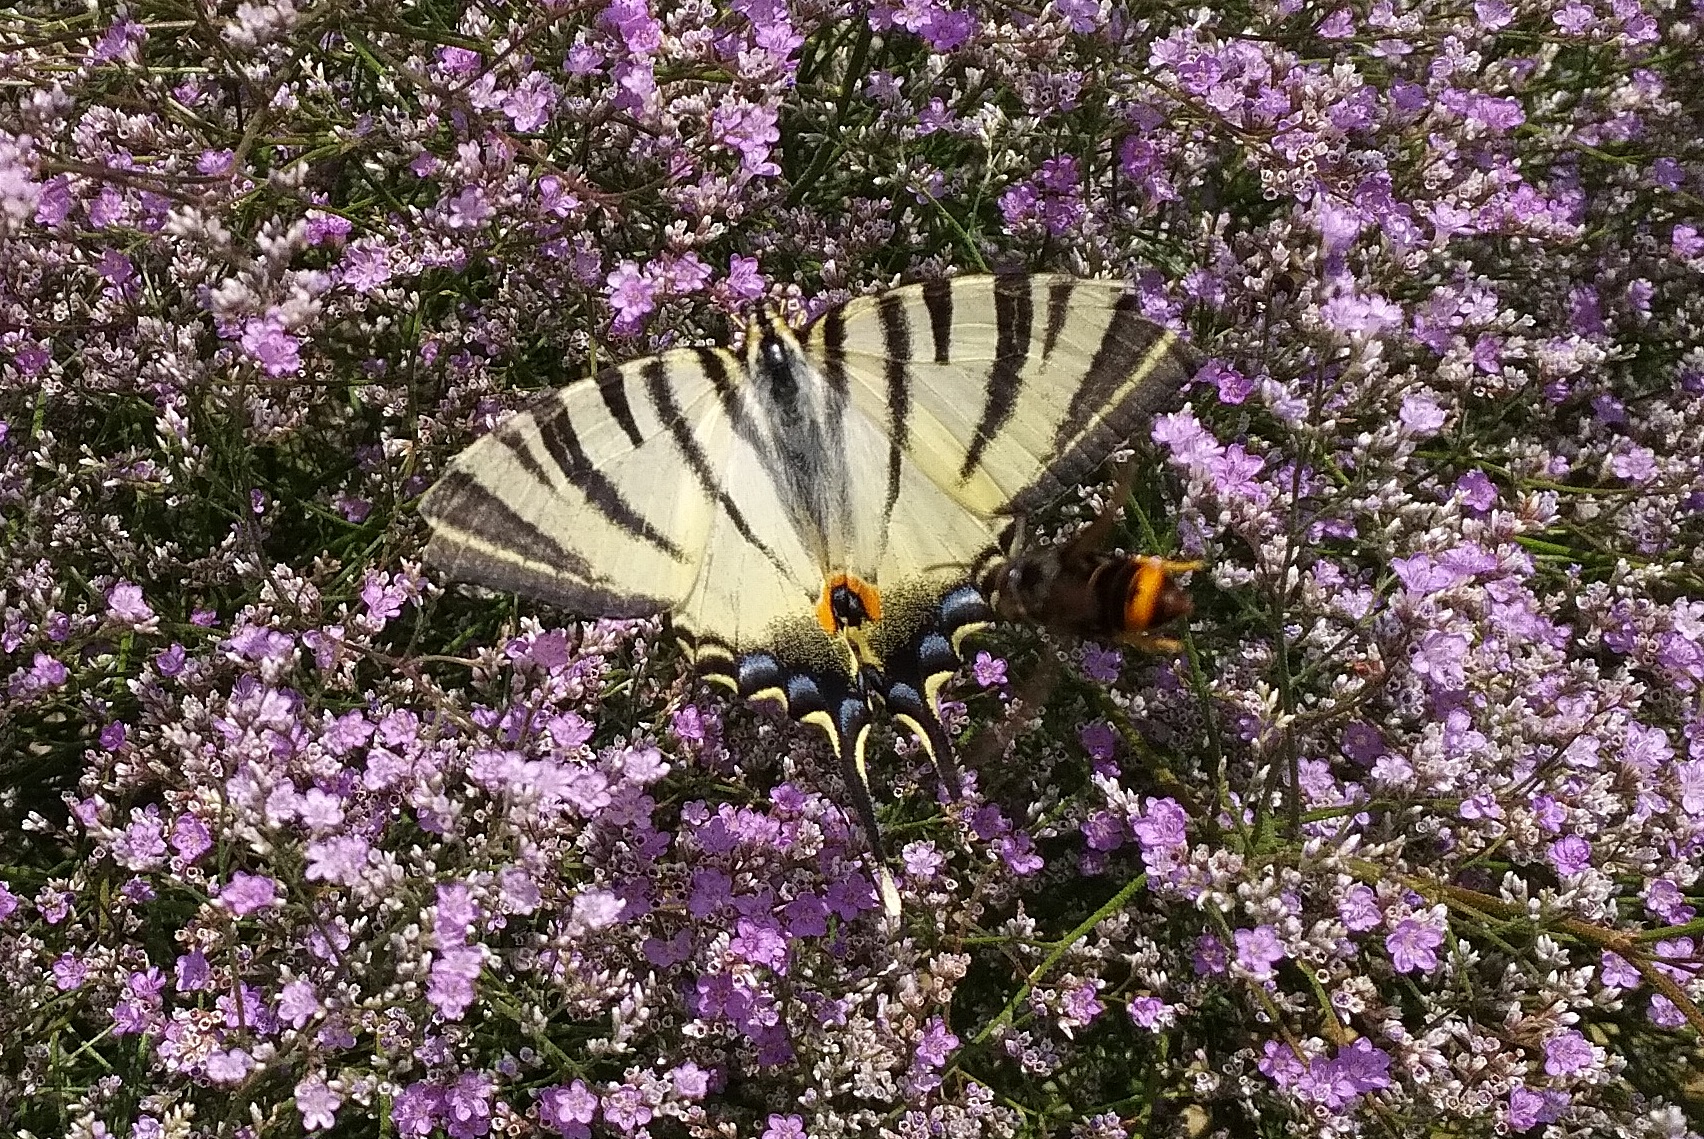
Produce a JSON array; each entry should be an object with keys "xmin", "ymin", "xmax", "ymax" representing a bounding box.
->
[
  {"xmin": 883, "ymin": 682, "xmax": 963, "ymax": 799},
  {"xmin": 809, "ymin": 693, "xmax": 903, "ymax": 918}
]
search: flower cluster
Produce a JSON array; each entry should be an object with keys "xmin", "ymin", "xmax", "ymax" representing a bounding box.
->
[{"xmin": 3, "ymin": 0, "xmax": 1703, "ymax": 1135}]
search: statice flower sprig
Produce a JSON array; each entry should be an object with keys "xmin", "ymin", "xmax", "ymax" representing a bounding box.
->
[{"xmin": 3, "ymin": 0, "xmax": 1703, "ymax": 1135}]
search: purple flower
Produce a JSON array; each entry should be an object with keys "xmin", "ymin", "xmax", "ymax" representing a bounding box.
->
[
  {"xmin": 204, "ymin": 1048, "xmax": 255, "ymax": 1085},
  {"xmin": 568, "ymin": 888, "xmax": 625, "ymax": 933},
  {"xmin": 900, "ymin": 840, "xmax": 944, "ymax": 881},
  {"xmin": 914, "ymin": 1016, "xmax": 958, "ymax": 1066},
  {"xmin": 1508, "ymin": 1085, "xmax": 1569, "ymax": 1132},
  {"xmin": 761, "ymin": 1113, "xmax": 807, "ymax": 1139},
  {"xmin": 1674, "ymin": 223, "xmax": 1704, "ymax": 258},
  {"xmin": 538, "ymin": 1080, "xmax": 598, "ymax": 1138},
  {"xmin": 435, "ymin": 45, "xmax": 482, "ymax": 74},
  {"xmin": 220, "ymin": 871, "xmax": 281, "ymax": 915},
  {"xmin": 54, "ymin": 954, "xmax": 87, "ymax": 990},
  {"xmin": 1078, "ymin": 643, "xmax": 1121, "ymax": 682},
  {"xmin": 1061, "ymin": 982, "xmax": 1103, "ymax": 1027},
  {"xmin": 155, "ymin": 643, "xmax": 187, "ymax": 676},
  {"xmin": 1609, "ymin": 442, "xmax": 1657, "ymax": 483},
  {"xmin": 971, "ymin": 651, "xmax": 1007, "ymax": 687},
  {"xmin": 1385, "ymin": 910, "xmax": 1445, "ymax": 974},
  {"xmin": 111, "ymin": 996, "xmax": 156, "ymax": 1035},
  {"xmin": 670, "ymin": 1062, "xmax": 710, "ymax": 1099},
  {"xmin": 111, "ymin": 810, "xmax": 167, "ymax": 871},
  {"xmin": 174, "ymin": 950, "xmax": 210, "ymax": 992},
  {"xmin": 1258, "ymin": 1039, "xmax": 1305, "ymax": 1087},
  {"xmin": 443, "ymin": 1070, "xmax": 494, "ymax": 1139},
  {"xmin": 278, "ymin": 978, "xmax": 320, "ymax": 1028},
  {"xmin": 1081, "ymin": 809, "xmax": 1125, "ymax": 852},
  {"xmin": 361, "ymin": 572, "xmax": 409, "ymax": 622},
  {"xmin": 1309, "ymin": 1038, "xmax": 1393, "ymax": 1108},
  {"xmin": 1543, "ymin": 1029, "xmax": 1598, "ymax": 1077},
  {"xmin": 503, "ymin": 72, "xmax": 558, "ymax": 132},
  {"xmin": 170, "ymin": 814, "xmax": 212, "ymax": 861},
  {"xmin": 1127, "ymin": 995, "xmax": 1173, "ymax": 1030},
  {"xmin": 1599, "ymin": 951, "xmax": 1641, "ymax": 990},
  {"xmin": 1456, "ymin": 469, "xmax": 1498, "ymax": 511},
  {"xmin": 428, "ymin": 943, "xmax": 482, "ymax": 1020},
  {"xmin": 602, "ymin": 1084, "xmax": 651, "ymax": 1132},
  {"xmin": 1234, "ymin": 925, "xmax": 1285, "ymax": 981},
  {"xmin": 1079, "ymin": 721, "xmax": 1118, "ymax": 761},
  {"xmin": 305, "ymin": 833, "xmax": 370, "ymax": 886},
  {"xmin": 1409, "ymin": 630, "xmax": 1469, "ymax": 691},
  {"xmin": 711, "ymin": 99, "xmax": 781, "ymax": 177},
  {"xmin": 240, "ymin": 314, "xmax": 302, "ymax": 376},
  {"xmin": 393, "ymin": 1082, "xmax": 446, "ymax": 1136},
  {"xmin": 1547, "ymin": 834, "xmax": 1592, "ymax": 877},
  {"xmin": 1131, "ymin": 797, "xmax": 1188, "ymax": 853},
  {"xmin": 1054, "ymin": 0, "xmax": 1101, "ymax": 32},
  {"xmin": 730, "ymin": 916, "xmax": 790, "ymax": 971},
  {"xmin": 1475, "ymin": 0, "xmax": 1513, "ymax": 27},
  {"xmin": 295, "ymin": 1076, "xmax": 341, "ymax": 1131},
  {"xmin": 722, "ymin": 254, "xmax": 765, "ymax": 302},
  {"xmin": 997, "ymin": 831, "xmax": 1044, "ymax": 875},
  {"xmin": 604, "ymin": 0, "xmax": 662, "ymax": 55},
  {"xmin": 606, "ymin": 260, "xmax": 656, "ymax": 333},
  {"xmin": 1398, "ymin": 391, "xmax": 1447, "ymax": 434},
  {"xmin": 106, "ymin": 581, "xmax": 156, "ymax": 628},
  {"xmin": 782, "ymin": 892, "xmax": 829, "ymax": 937},
  {"xmin": 1000, "ymin": 155, "xmax": 1083, "ymax": 236},
  {"xmin": 10, "ymin": 651, "xmax": 68, "ymax": 698},
  {"xmin": 1193, "ymin": 934, "xmax": 1228, "ymax": 976}
]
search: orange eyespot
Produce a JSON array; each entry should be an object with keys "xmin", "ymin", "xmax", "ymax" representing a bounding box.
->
[{"xmin": 817, "ymin": 573, "xmax": 883, "ymax": 634}]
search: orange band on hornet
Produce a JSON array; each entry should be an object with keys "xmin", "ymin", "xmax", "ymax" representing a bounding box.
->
[{"xmin": 1124, "ymin": 558, "xmax": 1168, "ymax": 632}]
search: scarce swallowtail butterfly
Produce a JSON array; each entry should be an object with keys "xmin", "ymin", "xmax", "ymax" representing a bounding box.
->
[{"xmin": 418, "ymin": 273, "xmax": 1199, "ymax": 907}]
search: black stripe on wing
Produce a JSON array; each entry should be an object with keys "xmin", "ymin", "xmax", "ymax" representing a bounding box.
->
[
  {"xmin": 643, "ymin": 355, "xmax": 797, "ymax": 582},
  {"xmin": 876, "ymin": 293, "xmax": 913, "ymax": 564},
  {"xmin": 596, "ymin": 365, "xmax": 646, "ymax": 448},
  {"xmin": 1008, "ymin": 305, "xmax": 1198, "ymax": 517},
  {"xmin": 1062, "ymin": 292, "xmax": 1177, "ymax": 440},
  {"xmin": 1040, "ymin": 276, "xmax": 1074, "ymax": 361},
  {"xmin": 530, "ymin": 399, "xmax": 689, "ymax": 562},
  {"xmin": 422, "ymin": 471, "xmax": 670, "ymax": 617},
  {"xmin": 922, "ymin": 278, "xmax": 954, "ymax": 364},
  {"xmin": 958, "ymin": 274, "xmax": 1034, "ymax": 481}
]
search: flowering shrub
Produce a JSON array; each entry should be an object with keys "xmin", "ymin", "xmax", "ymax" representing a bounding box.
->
[{"xmin": 2, "ymin": 0, "xmax": 1702, "ymax": 1136}]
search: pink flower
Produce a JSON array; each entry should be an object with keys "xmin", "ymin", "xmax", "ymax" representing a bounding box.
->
[
  {"xmin": 220, "ymin": 872, "xmax": 281, "ymax": 915},
  {"xmin": 240, "ymin": 314, "xmax": 302, "ymax": 376},
  {"xmin": 606, "ymin": 260, "xmax": 656, "ymax": 334}
]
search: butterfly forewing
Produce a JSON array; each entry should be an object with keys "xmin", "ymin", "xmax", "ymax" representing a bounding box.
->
[
  {"xmin": 420, "ymin": 349, "xmax": 712, "ymax": 616},
  {"xmin": 806, "ymin": 274, "xmax": 1196, "ymax": 520}
]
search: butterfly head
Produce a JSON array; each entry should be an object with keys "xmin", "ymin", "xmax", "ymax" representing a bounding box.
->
[{"xmin": 746, "ymin": 306, "xmax": 807, "ymax": 401}]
